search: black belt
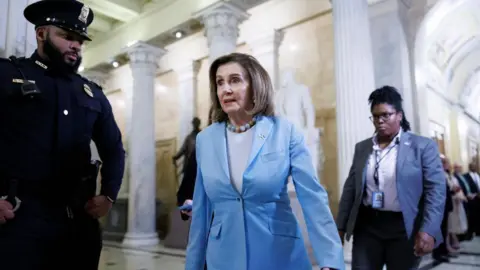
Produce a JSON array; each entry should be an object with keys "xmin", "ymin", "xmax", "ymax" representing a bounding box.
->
[{"xmin": 360, "ymin": 204, "xmax": 403, "ymax": 217}]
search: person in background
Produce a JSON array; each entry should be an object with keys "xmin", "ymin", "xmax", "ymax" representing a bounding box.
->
[
  {"xmin": 463, "ymin": 162, "xmax": 480, "ymax": 236},
  {"xmin": 336, "ymin": 86, "xmax": 446, "ymax": 270},
  {"xmin": 185, "ymin": 53, "xmax": 344, "ymax": 270},
  {"xmin": 432, "ymin": 156, "xmax": 454, "ymax": 262},
  {"xmin": 447, "ymin": 164, "xmax": 468, "ymax": 252},
  {"xmin": 174, "ymin": 117, "xmax": 201, "ymax": 220},
  {"xmin": 452, "ymin": 163, "xmax": 475, "ymax": 241},
  {"xmin": 0, "ymin": 1, "xmax": 125, "ymax": 269}
]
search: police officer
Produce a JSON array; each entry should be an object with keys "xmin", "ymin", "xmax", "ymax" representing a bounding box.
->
[{"xmin": 0, "ymin": 1, "xmax": 125, "ymax": 269}]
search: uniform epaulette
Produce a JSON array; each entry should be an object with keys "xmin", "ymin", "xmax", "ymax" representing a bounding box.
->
[
  {"xmin": 0, "ymin": 56, "xmax": 27, "ymax": 67},
  {"xmin": 78, "ymin": 74, "xmax": 103, "ymax": 90}
]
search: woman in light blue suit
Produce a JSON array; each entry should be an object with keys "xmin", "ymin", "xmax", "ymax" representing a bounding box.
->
[{"xmin": 184, "ymin": 53, "xmax": 344, "ymax": 270}]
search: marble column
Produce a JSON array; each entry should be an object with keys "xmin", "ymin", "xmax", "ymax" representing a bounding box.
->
[
  {"xmin": 174, "ymin": 61, "xmax": 200, "ymax": 148},
  {"xmin": 194, "ymin": 1, "xmax": 250, "ymax": 64},
  {"xmin": 2, "ymin": 0, "xmax": 22, "ymax": 57},
  {"xmin": 246, "ymin": 30, "xmax": 284, "ymax": 89},
  {"xmin": 369, "ymin": 0, "xmax": 417, "ymax": 132},
  {"xmin": 398, "ymin": 0, "xmax": 430, "ymax": 136},
  {"xmin": 121, "ymin": 41, "xmax": 166, "ymax": 247},
  {"xmin": 333, "ymin": 0, "xmax": 377, "ymax": 260},
  {"xmin": 333, "ymin": 0, "xmax": 376, "ymax": 196}
]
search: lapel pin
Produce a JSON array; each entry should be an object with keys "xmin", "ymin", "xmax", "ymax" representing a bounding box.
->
[
  {"xmin": 259, "ymin": 134, "xmax": 265, "ymax": 140},
  {"xmin": 404, "ymin": 142, "xmax": 410, "ymax": 146}
]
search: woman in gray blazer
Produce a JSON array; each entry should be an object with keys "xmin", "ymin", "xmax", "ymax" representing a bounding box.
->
[{"xmin": 336, "ymin": 86, "xmax": 446, "ymax": 270}]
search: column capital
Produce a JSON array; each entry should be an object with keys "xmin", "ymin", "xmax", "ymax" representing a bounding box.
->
[
  {"xmin": 123, "ymin": 41, "xmax": 166, "ymax": 68},
  {"xmin": 246, "ymin": 29, "xmax": 284, "ymax": 56},
  {"xmin": 194, "ymin": 1, "xmax": 250, "ymax": 48},
  {"xmin": 174, "ymin": 61, "xmax": 201, "ymax": 82},
  {"xmin": 81, "ymin": 70, "xmax": 109, "ymax": 88}
]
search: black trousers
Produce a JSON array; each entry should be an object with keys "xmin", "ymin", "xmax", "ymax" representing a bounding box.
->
[
  {"xmin": 352, "ymin": 206, "xmax": 421, "ymax": 270},
  {"xmin": 0, "ymin": 198, "xmax": 102, "ymax": 270}
]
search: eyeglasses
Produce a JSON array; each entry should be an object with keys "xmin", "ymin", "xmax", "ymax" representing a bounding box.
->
[{"xmin": 369, "ymin": 112, "xmax": 396, "ymax": 122}]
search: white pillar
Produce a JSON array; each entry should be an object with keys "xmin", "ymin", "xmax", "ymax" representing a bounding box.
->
[
  {"xmin": 122, "ymin": 41, "xmax": 166, "ymax": 247},
  {"xmin": 0, "ymin": 0, "xmax": 37, "ymax": 57},
  {"xmin": 398, "ymin": 1, "xmax": 430, "ymax": 136},
  {"xmin": 333, "ymin": 0, "xmax": 377, "ymax": 259},
  {"xmin": 333, "ymin": 0, "xmax": 376, "ymax": 195},
  {"xmin": 369, "ymin": 0, "xmax": 416, "ymax": 131},
  {"xmin": 194, "ymin": 1, "xmax": 250, "ymax": 64},
  {"xmin": 174, "ymin": 61, "xmax": 200, "ymax": 147},
  {"xmin": 247, "ymin": 30, "xmax": 283, "ymax": 89}
]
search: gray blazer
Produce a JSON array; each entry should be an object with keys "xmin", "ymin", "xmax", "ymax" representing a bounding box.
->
[{"xmin": 336, "ymin": 131, "xmax": 446, "ymax": 246}]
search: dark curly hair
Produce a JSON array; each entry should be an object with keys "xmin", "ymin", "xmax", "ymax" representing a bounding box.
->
[{"xmin": 368, "ymin": 85, "xmax": 411, "ymax": 132}]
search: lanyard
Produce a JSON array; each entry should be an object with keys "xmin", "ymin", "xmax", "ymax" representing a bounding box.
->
[{"xmin": 373, "ymin": 138, "xmax": 399, "ymax": 189}]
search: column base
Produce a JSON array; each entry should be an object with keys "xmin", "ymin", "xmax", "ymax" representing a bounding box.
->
[{"xmin": 122, "ymin": 232, "xmax": 159, "ymax": 247}]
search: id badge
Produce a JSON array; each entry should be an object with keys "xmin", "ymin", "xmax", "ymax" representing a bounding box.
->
[{"xmin": 372, "ymin": 191, "xmax": 384, "ymax": 209}]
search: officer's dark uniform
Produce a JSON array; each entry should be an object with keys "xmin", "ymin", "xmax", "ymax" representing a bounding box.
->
[{"xmin": 0, "ymin": 1, "xmax": 125, "ymax": 269}]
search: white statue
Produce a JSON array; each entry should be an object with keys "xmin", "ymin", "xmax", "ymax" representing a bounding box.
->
[
  {"xmin": 275, "ymin": 69, "xmax": 325, "ymax": 265},
  {"xmin": 275, "ymin": 69, "xmax": 315, "ymax": 131},
  {"xmin": 275, "ymin": 69, "xmax": 324, "ymax": 179}
]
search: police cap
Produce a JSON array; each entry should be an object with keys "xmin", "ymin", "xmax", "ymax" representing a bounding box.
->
[{"xmin": 24, "ymin": 0, "xmax": 94, "ymax": 41}]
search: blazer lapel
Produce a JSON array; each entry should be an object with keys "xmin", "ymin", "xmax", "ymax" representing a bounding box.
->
[
  {"xmin": 212, "ymin": 122, "xmax": 231, "ymax": 181},
  {"xmin": 246, "ymin": 116, "xmax": 273, "ymax": 170},
  {"xmin": 396, "ymin": 132, "xmax": 411, "ymax": 179},
  {"xmin": 357, "ymin": 140, "xmax": 373, "ymax": 191}
]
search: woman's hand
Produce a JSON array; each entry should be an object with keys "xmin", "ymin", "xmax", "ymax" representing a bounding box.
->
[{"xmin": 181, "ymin": 199, "xmax": 193, "ymax": 217}]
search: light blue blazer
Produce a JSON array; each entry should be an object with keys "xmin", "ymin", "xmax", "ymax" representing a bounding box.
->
[{"xmin": 185, "ymin": 115, "xmax": 344, "ymax": 270}]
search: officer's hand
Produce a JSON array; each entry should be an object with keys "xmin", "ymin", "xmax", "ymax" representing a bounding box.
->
[
  {"xmin": 414, "ymin": 231, "xmax": 435, "ymax": 256},
  {"xmin": 85, "ymin": 195, "xmax": 112, "ymax": 219},
  {"xmin": 0, "ymin": 200, "xmax": 15, "ymax": 224}
]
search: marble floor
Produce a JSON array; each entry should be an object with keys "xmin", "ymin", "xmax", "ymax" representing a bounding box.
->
[{"xmin": 99, "ymin": 238, "xmax": 480, "ymax": 270}]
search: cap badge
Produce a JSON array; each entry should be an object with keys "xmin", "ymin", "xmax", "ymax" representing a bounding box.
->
[
  {"xmin": 78, "ymin": 5, "xmax": 90, "ymax": 24},
  {"xmin": 83, "ymin": 84, "xmax": 93, "ymax": 98}
]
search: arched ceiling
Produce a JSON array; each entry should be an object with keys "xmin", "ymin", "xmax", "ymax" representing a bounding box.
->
[{"xmin": 417, "ymin": 0, "xmax": 480, "ymax": 117}]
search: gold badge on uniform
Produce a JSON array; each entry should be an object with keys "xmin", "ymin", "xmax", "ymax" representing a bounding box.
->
[
  {"xmin": 78, "ymin": 5, "xmax": 90, "ymax": 24},
  {"xmin": 83, "ymin": 84, "xmax": 93, "ymax": 98}
]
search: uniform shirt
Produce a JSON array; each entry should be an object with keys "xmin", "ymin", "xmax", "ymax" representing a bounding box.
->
[
  {"xmin": 363, "ymin": 131, "xmax": 402, "ymax": 212},
  {"xmin": 0, "ymin": 51, "xmax": 125, "ymax": 201}
]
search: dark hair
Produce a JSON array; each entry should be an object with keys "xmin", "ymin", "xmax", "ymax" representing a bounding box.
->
[
  {"xmin": 368, "ymin": 85, "xmax": 411, "ymax": 131},
  {"xmin": 209, "ymin": 53, "xmax": 275, "ymax": 123}
]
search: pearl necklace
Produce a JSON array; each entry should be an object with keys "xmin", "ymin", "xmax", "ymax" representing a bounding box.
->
[{"xmin": 226, "ymin": 118, "xmax": 257, "ymax": 133}]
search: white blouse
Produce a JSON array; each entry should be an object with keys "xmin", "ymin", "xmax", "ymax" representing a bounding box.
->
[{"xmin": 226, "ymin": 127, "xmax": 254, "ymax": 193}]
